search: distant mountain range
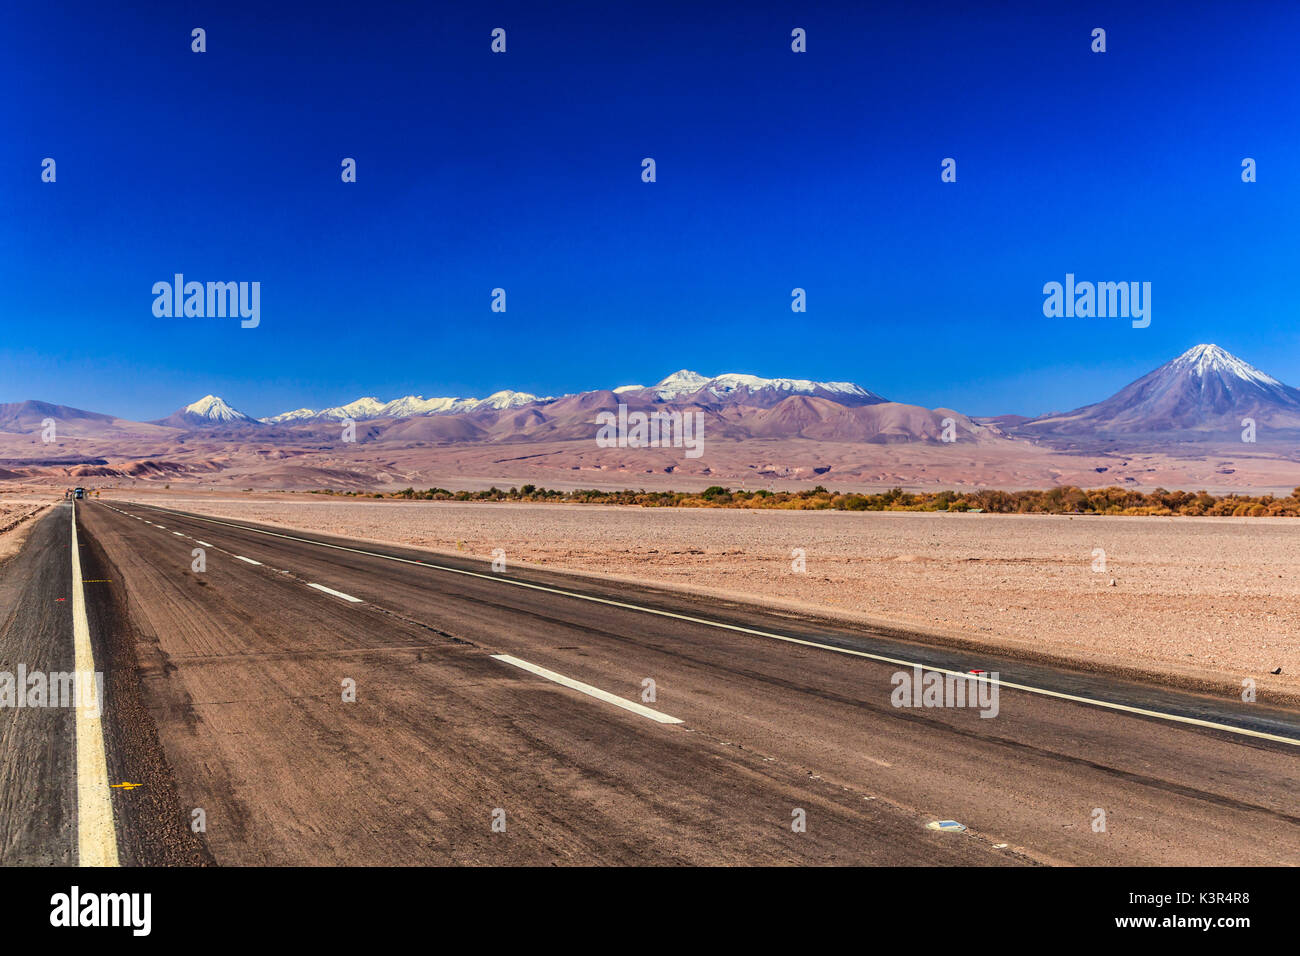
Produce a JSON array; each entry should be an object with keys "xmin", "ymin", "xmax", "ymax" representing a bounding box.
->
[
  {"xmin": 253, "ymin": 370, "xmax": 883, "ymax": 424},
  {"xmin": 5, "ymin": 346, "xmax": 1299, "ymax": 446},
  {"xmin": 135, "ymin": 370, "xmax": 984, "ymax": 445}
]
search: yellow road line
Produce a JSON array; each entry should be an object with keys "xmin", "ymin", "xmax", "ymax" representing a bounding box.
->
[{"xmin": 70, "ymin": 501, "xmax": 119, "ymax": 866}]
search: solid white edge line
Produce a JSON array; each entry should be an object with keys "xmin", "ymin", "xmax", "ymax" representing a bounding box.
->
[
  {"xmin": 307, "ymin": 582, "xmax": 363, "ymax": 603},
  {"xmin": 118, "ymin": 503, "xmax": 1300, "ymax": 747},
  {"xmin": 492, "ymin": 654, "xmax": 683, "ymax": 724},
  {"xmin": 70, "ymin": 500, "xmax": 119, "ymax": 866}
]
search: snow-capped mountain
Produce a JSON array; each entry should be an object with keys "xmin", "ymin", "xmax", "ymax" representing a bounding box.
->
[
  {"xmin": 614, "ymin": 370, "xmax": 885, "ymax": 407},
  {"xmin": 260, "ymin": 389, "xmax": 550, "ymax": 424},
  {"xmin": 262, "ymin": 372, "xmax": 883, "ymax": 423},
  {"xmin": 159, "ymin": 395, "xmax": 258, "ymax": 428},
  {"xmin": 1171, "ymin": 342, "xmax": 1289, "ymax": 391},
  {"xmin": 640, "ymin": 369, "xmax": 712, "ymax": 398},
  {"xmin": 1019, "ymin": 344, "xmax": 1300, "ymax": 437},
  {"xmin": 477, "ymin": 389, "xmax": 548, "ymax": 411}
]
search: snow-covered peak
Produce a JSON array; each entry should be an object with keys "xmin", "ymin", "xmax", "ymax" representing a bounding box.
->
[
  {"xmin": 264, "ymin": 396, "xmax": 461, "ymax": 423},
  {"xmin": 261, "ymin": 390, "xmax": 551, "ymax": 423},
  {"xmin": 262, "ymin": 407, "xmax": 317, "ymax": 423},
  {"xmin": 184, "ymin": 395, "xmax": 252, "ymax": 422},
  {"xmin": 476, "ymin": 389, "xmax": 545, "ymax": 410},
  {"xmin": 318, "ymin": 397, "xmax": 386, "ymax": 421},
  {"xmin": 380, "ymin": 396, "xmax": 457, "ymax": 417},
  {"xmin": 706, "ymin": 373, "xmax": 876, "ymax": 398},
  {"xmin": 1171, "ymin": 344, "xmax": 1282, "ymax": 387},
  {"xmin": 637, "ymin": 370, "xmax": 881, "ymax": 402},
  {"xmin": 652, "ymin": 370, "xmax": 712, "ymax": 398}
]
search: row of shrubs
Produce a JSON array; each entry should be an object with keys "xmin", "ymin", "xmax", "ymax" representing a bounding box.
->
[{"xmin": 308, "ymin": 484, "xmax": 1300, "ymax": 516}]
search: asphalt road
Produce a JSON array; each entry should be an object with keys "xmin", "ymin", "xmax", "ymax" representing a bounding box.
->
[{"xmin": 4, "ymin": 498, "xmax": 1299, "ymax": 865}]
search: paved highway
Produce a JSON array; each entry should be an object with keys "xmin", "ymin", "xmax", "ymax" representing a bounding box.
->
[{"xmin": 2, "ymin": 498, "xmax": 1298, "ymax": 865}]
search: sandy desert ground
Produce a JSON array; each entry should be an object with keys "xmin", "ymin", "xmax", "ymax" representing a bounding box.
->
[
  {"xmin": 105, "ymin": 490, "xmax": 1300, "ymax": 704},
  {"xmin": 0, "ymin": 496, "xmax": 51, "ymax": 564},
  {"xmin": 5, "ymin": 430, "xmax": 1300, "ymax": 495}
]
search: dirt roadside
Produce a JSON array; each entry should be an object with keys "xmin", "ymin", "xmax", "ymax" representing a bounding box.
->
[{"xmin": 0, "ymin": 501, "xmax": 53, "ymax": 566}]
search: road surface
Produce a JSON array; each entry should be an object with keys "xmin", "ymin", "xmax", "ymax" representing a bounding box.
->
[{"xmin": 2, "ymin": 498, "xmax": 1298, "ymax": 865}]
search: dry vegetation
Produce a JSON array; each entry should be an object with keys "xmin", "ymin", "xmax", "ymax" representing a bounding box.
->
[{"xmin": 337, "ymin": 484, "xmax": 1300, "ymax": 517}]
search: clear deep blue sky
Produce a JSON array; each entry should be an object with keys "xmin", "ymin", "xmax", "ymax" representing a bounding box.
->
[{"xmin": 3, "ymin": 1, "xmax": 1298, "ymax": 420}]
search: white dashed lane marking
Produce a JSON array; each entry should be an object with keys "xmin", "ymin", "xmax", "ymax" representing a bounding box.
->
[
  {"xmin": 307, "ymin": 583, "xmax": 363, "ymax": 603},
  {"xmin": 109, "ymin": 506, "xmax": 355, "ymax": 609},
  {"xmin": 492, "ymin": 654, "xmax": 683, "ymax": 725}
]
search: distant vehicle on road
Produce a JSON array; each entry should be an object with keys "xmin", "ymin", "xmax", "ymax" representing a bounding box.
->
[{"xmin": 73, "ymin": 487, "xmax": 86, "ymax": 499}]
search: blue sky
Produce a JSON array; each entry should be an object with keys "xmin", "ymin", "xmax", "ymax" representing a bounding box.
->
[{"xmin": 3, "ymin": 0, "xmax": 1298, "ymax": 420}]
